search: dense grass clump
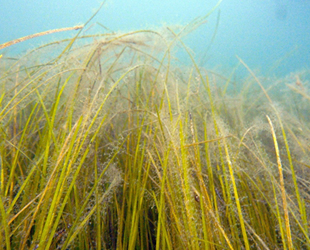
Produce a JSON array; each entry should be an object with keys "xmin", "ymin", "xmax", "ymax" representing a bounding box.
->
[{"xmin": 0, "ymin": 20, "xmax": 310, "ymax": 250}]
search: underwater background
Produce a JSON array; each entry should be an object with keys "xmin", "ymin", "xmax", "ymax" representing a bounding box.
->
[{"xmin": 1, "ymin": 0, "xmax": 310, "ymax": 77}]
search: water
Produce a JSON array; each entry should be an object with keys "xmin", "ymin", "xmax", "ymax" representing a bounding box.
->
[{"xmin": 1, "ymin": 0, "xmax": 309, "ymax": 77}]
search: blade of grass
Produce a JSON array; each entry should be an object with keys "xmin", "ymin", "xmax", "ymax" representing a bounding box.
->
[{"xmin": 266, "ymin": 115, "xmax": 293, "ymax": 250}]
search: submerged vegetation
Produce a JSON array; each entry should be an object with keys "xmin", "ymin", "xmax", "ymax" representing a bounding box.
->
[{"xmin": 1, "ymin": 7, "xmax": 310, "ymax": 250}]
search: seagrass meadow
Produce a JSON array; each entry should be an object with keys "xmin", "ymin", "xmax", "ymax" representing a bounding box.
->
[{"xmin": 1, "ymin": 13, "xmax": 310, "ymax": 250}]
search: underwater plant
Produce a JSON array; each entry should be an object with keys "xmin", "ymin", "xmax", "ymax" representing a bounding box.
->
[{"xmin": 0, "ymin": 1, "xmax": 310, "ymax": 250}]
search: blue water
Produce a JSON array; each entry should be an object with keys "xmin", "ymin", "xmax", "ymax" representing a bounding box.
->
[{"xmin": 1, "ymin": 0, "xmax": 309, "ymax": 77}]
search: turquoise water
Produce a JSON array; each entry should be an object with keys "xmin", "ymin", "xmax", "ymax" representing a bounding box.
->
[{"xmin": 1, "ymin": 0, "xmax": 309, "ymax": 76}]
